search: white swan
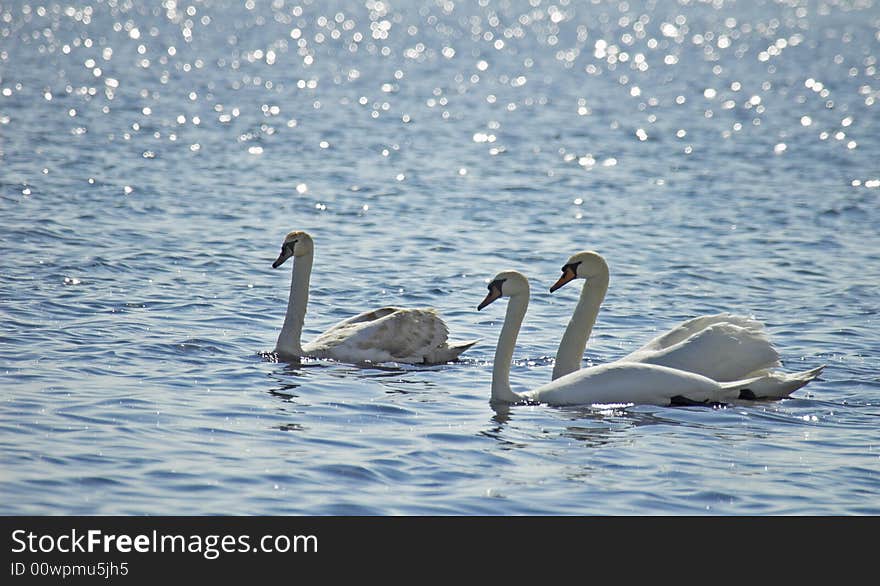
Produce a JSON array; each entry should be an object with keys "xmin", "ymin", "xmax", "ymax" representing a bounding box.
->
[
  {"xmin": 549, "ymin": 251, "xmax": 825, "ymax": 399},
  {"xmin": 477, "ymin": 270, "xmax": 764, "ymax": 406},
  {"xmin": 271, "ymin": 230, "xmax": 477, "ymax": 364}
]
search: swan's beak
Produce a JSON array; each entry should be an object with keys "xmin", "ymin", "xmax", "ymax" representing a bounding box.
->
[
  {"xmin": 477, "ymin": 288, "xmax": 502, "ymax": 311},
  {"xmin": 549, "ymin": 266, "xmax": 577, "ymax": 292},
  {"xmin": 272, "ymin": 248, "xmax": 294, "ymax": 269}
]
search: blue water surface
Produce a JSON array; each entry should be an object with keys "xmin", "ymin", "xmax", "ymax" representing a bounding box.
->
[{"xmin": 1, "ymin": 0, "xmax": 879, "ymax": 515}]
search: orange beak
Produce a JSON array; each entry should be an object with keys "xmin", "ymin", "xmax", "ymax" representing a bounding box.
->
[
  {"xmin": 272, "ymin": 245, "xmax": 294, "ymax": 269},
  {"xmin": 477, "ymin": 287, "xmax": 502, "ymax": 310},
  {"xmin": 549, "ymin": 266, "xmax": 577, "ymax": 292}
]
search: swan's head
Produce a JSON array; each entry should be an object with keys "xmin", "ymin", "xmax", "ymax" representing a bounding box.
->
[
  {"xmin": 549, "ymin": 251, "xmax": 608, "ymax": 292},
  {"xmin": 272, "ymin": 230, "xmax": 314, "ymax": 268},
  {"xmin": 477, "ymin": 270, "xmax": 530, "ymax": 310}
]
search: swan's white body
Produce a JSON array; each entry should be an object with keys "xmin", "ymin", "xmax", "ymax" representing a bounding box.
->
[
  {"xmin": 272, "ymin": 231, "xmax": 476, "ymax": 364},
  {"xmin": 550, "ymin": 251, "xmax": 825, "ymax": 399},
  {"xmin": 524, "ymin": 362, "xmax": 757, "ymax": 406},
  {"xmin": 479, "ymin": 271, "xmax": 762, "ymax": 407}
]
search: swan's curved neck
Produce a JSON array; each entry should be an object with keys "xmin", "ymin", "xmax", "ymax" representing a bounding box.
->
[
  {"xmin": 491, "ymin": 292, "xmax": 529, "ymax": 403},
  {"xmin": 552, "ymin": 271, "xmax": 609, "ymax": 380},
  {"xmin": 275, "ymin": 251, "xmax": 313, "ymax": 357}
]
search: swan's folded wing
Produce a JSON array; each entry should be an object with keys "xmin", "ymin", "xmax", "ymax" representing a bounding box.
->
[
  {"xmin": 320, "ymin": 306, "xmax": 402, "ymax": 334},
  {"xmin": 307, "ymin": 308, "xmax": 451, "ymax": 364},
  {"xmin": 634, "ymin": 313, "xmax": 767, "ymax": 353},
  {"xmin": 622, "ymin": 322, "xmax": 781, "ymax": 382}
]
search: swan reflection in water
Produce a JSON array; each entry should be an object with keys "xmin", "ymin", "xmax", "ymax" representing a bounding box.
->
[{"xmin": 483, "ymin": 396, "xmax": 691, "ymax": 449}]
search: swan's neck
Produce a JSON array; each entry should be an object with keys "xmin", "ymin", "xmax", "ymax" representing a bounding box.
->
[
  {"xmin": 491, "ymin": 292, "xmax": 529, "ymax": 403},
  {"xmin": 275, "ymin": 252, "xmax": 313, "ymax": 357},
  {"xmin": 552, "ymin": 272, "xmax": 609, "ymax": 380}
]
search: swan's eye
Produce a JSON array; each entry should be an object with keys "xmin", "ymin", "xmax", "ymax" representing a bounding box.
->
[
  {"xmin": 488, "ymin": 278, "xmax": 506, "ymax": 293},
  {"xmin": 562, "ymin": 261, "xmax": 581, "ymax": 274}
]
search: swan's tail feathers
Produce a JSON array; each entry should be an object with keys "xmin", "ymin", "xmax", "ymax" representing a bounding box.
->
[
  {"xmin": 450, "ymin": 338, "xmax": 480, "ymax": 353},
  {"xmin": 737, "ymin": 365, "xmax": 826, "ymax": 400},
  {"xmin": 718, "ymin": 374, "xmax": 769, "ymax": 400},
  {"xmin": 427, "ymin": 339, "xmax": 479, "ymax": 364}
]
